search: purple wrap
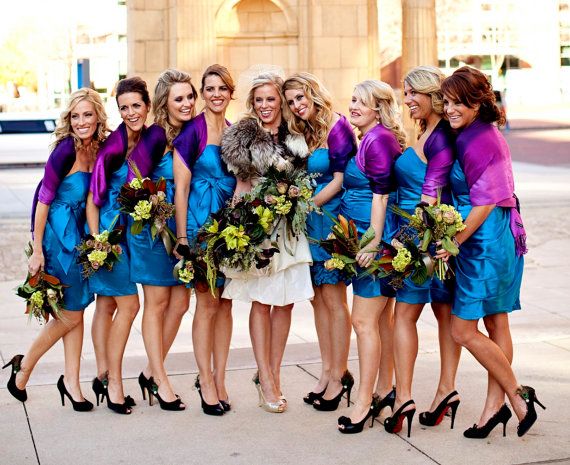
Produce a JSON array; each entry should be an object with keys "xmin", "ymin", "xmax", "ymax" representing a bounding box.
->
[
  {"xmin": 355, "ymin": 124, "xmax": 400, "ymax": 195},
  {"xmin": 31, "ymin": 137, "xmax": 76, "ymax": 231},
  {"xmin": 328, "ymin": 114, "xmax": 357, "ymax": 173},
  {"xmin": 457, "ymin": 118, "xmax": 527, "ymax": 256},
  {"xmin": 172, "ymin": 113, "xmax": 209, "ymax": 171},
  {"xmin": 90, "ymin": 123, "xmax": 128, "ymax": 207},
  {"xmin": 126, "ymin": 124, "xmax": 168, "ymax": 181},
  {"xmin": 423, "ymin": 119, "xmax": 455, "ymax": 198}
]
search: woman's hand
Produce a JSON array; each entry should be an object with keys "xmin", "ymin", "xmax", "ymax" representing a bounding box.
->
[
  {"xmin": 356, "ymin": 250, "xmax": 376, "ymax": 268},
  {"xmin": 173, "ymin": 237, "xmax": 189, "ymax": 260},
  {"xmin": 28, "ymin": 250, "xmax": 45, "ymax": 275},
  {"xmin": 435, "ymin": 240, "xmax": 452, "ymax": 262}
]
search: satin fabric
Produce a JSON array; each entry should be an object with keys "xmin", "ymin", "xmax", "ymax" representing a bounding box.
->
[
  {"xmin": 450, "ymin": 159, "xmax": 523, "ymax": 320},
  {"xmin": 43, "ymin": 172, "xmax": 94, "ymax": 310},
  {"xmin": 341, "ymin": 157, "xmax": 396, "ymax": 298},
  {"xmin": 393, "ymin": 147, "xmax": 452, "ymax": 304},
  {"xmin": 422, "ymin": 119, "xmax": 455, "ymax": 200},
  {"xmin": 128, "ymin": 151, "xmax": 179, "ymax": 286},
  {"xmin": 88, "ymin": 160, "xmax": 138, "ymax": 296}
]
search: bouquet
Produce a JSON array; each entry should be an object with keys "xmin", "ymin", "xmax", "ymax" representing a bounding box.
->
[
  {"xmin": 16, "ymin": 243, "xmax": 67, "ymax": 323},
  {"xmin": 76, "ymin": 226, "xmax": 124, "ymax": 277},
  {"xmin": 251, "ymin": 166, "xmax": 317, "ymax": 243},
  {"xmin": 118, "ymin": 161, "xmax": 176, "ymax": 254},
  {"xmin": 198, "ymin": 196, "xmax": 279, "ymax": 294},
  {"xmin": 390, "ymin": 196, "xmax": 466, "ymax": 280},
  {"xmin": 172, "ymin": 246, "xmax": 210, "ymax": 293}
]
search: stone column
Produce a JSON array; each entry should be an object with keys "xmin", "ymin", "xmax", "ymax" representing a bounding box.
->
[
  {"xmin": 367, "ymin": 0, "xmax": 380, "ymax": 78},
  {"xmin": 401, "ymin": 0, "xmax": 437, "ymax": 142}
]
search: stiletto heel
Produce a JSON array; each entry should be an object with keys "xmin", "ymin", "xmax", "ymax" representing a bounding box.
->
[
  {"xmin": 419, "ymin": 391, "xmax": 460, "ymax": 428},
  {"xmin": 516, "ymin": 385, "xmax": 546, "ymax": 437},
  {"xmin": 3, "ymin": 354, "xmax": 27, "ymax": 402},
  {"xmin": 463, "ymin": 404, "xmax": 512, "ymax": 438},
  {"xmin": 337, "ymin": 395, "xmax": 382, "ymax": 434},
  {"xmin": 138, "ymin": 372, "xmax": 152, "ymax": 402},
  {"xmin": 252, "ymin": 371, "xmax": 285, "ymax": 413},
  {"xmin": 378, "ymin": 386, "xmax": 396, "ymax": 412},
  {"xmin": 195, "ymin": 375, "xmax": 223, "ymax": 416},
  {"xmin": 313, "ymin": 370, "xmax": 354, "ymax": 412},
  {"xmin": 384, "ymin": 399, "xmax": 416, "ymax": 438},
  {"xmin": 57, "ymin": 375, "xmax": 93, "ymax": 412},
  {"xmin": 92, "ymin": 376, "xmax": 108, "ymax": 406}
]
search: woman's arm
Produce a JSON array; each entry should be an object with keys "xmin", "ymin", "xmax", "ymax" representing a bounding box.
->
[
  {"xmin": 173, "ymin": 149, "xmax": 192, "ymax": 259},
  {"xmin": 312, "ymin": 172, "xmax": 343, "ymax": 207},
  {"xmin": 356, "ymin": 193, "xmax": 388, "ymax": 267},
  {"xmin": 85, "ymin": 192, "xmax": 100, "ymax": 235},
  {"xmin": 233, "ymin": 178, "xmax": 252, "ymax": 203},
  {"xmin": 29, "ymin": 202, "xmax": 49, "ymax": 274}
]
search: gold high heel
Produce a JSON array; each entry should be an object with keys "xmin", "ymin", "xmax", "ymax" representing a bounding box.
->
[{"xmin": 252, "ymin": 371, "xmax": 285, "ymax": 413}]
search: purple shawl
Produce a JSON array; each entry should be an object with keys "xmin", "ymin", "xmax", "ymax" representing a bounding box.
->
[
  {"xmin": 90, "ymin": 123, "xmax": 128, "ymax": 207},
  {"xmin": 356, "ymin": 124, "xmax": 400, "ymax": 195},
  {"xmin": 173, "ymin": 113, "xmax": 222, "ymax": 171},
  {"xmin": 328, "ymin": 114, "xmax": 357, "ymax": 173},
  {"xmin": 457, "ymin": 118, "xmax": 527, "ymax": 255},
  {"xmin": 31, "ymin": 137, "xmax": 76, "ymax": 231},
  {"xmin": 126, "ymin": 123, "xmax": 168, "ymax": 181},
  {"xmin": 423, "ymin": 119, "xmax": 455, "ymax": 198}
]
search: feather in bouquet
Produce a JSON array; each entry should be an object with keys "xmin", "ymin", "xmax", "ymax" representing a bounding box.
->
[
  {"xmin": 118, "ymin": 161, "xmax": 177, "ymax": 254},
  {"xmin": 198, "ymin": 196, "xmax": 279, "ymax": 294},
  {"xmin": 76, "ymin": 223, "xmax": 124, "ymax": 277},
  {"xmin": 250, "ymin": 166, "xmax": 318, "ymax": 247},
  {"xmin": 15, "ymin": 243, "xmax": 67, "ymax": 324},
  {"xmin": 313, "ymin": 213, "xmax": 377, "ymax": 280},
  {"xmin": 390, "ymin": 194, "xmax": 466, "ymax": 280}
]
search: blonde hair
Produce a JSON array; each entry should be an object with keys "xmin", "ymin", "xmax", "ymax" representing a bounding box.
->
[
  {"xmin": 153, "ymin": 68, "xmax": 197, "ymax": 146},
  {"xmin": 353, "ymin": 80, "xmax": 406, "ymax": 151},
  {"xmin": 403, "ymin": 65, "xmax": 446, "ymax": 135},
  {"xmin": 53, "ymin": 88, "xmax": 109, "ymax": 153},
  {"xmin": 244, "ymin": 73, "xmax": 284, "ymax": 128},
  {"xmin": 282, "ymin": 72, "xmax": 333, "ymax": 151}
]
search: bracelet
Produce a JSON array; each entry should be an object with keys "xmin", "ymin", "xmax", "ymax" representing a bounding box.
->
[
  {"xmin": 177, "ymin": 236, "xmax": 187, "ymax": 240},
  {"xmin": 452, "ymin": 237, "xmax": 461, "ymax": 248}
]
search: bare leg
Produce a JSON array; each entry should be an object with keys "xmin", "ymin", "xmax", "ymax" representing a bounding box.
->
[
  {"xmin": 309, "ymin": 286, "xmax": 333, "ymax": 394},
  {"xmin": 62, "ymin": 314, "xmax": 87, "ymax": 401},
  {"xmin": 269, "ymin": 304, "xmax": 293, "ymax": 393},
  {"xmin": 250, "ymin": 302, "xmax": 279, "ymax": 402},
  {"xmin": 91, "ymin": 295, "xmax": 116, "ymax": 378},
  {"xmin": 106, "ymin": 294, "xmax": 139, "ymax": 405},
  {"xmin": 213, "ymin": 297, "xmax": 232, "ymax": 401},
  {"xmin": 377, "ymin": 297, "xmax": 395, "ymax": 397}
]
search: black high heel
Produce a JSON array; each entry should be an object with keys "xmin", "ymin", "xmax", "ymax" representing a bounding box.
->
[
  {"xmin": 313, "ymin": 371, "xmax": 354, "ymax": 412},
  {"xmin": 464, "ymin": 404, "xmax": 512, "ymax": 438},
  {"xmin": 138, "ymin": 372, "xmax": 153, "ymax": 405},
  {"xmin": 219, "ymin": 399, "xmax": 231, "ymax": 412},
  {"xmin": 384, "ymin": 400, "xmax": 416, "ymax": 438},
  {"xmin": 303, "ymin": 386, "xmax": 326, "ymax": 405},
  {"xmin": 57, "ymin": 375, "xmax": 93, "ymax": 412},
  {"xmin": 419, "ymin": 390, "xmax": 460, "ymax": 429},
  {"xmin": 338, "ymin": 395, "xmax": 382, "ymax": 434},
  {"xmin": 195, "ymin": 375, "xmax": 223, "ymax": 416},
  {"xmin": 92, "ymin": 376, "xmax": 108, "ymax": 406},
  {"xmin": 516, "ymin": 385, "xmax": 546, "ymax": 437},
  {"xmin": 2, "ymin": 354, "xmax": 27, "ymax": 402},
  {"xmin": 147, "ymin": 377, "xmax": 185, "ymax": 411},
  {"xmin": 378, "ymin": 386, "xmax": 396, "ymax": 411}
]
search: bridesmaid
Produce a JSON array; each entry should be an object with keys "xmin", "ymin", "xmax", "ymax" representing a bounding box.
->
[
  {"xmin": 438, "ymin": 66, "xmax": 543, "ymax": 438},
  {"xmin": 337, "ymin": 80, "xmax": 403, "ymax": 433},
  {"xmin": 86, "ymin": 78, "xmax": 144, "ymax": 414},
  {"xmin": 386, "ymin": 66, "xmax": 461, "ymax": 438},
  {"xmin": 126, "ymin": 70, "xmax": 195, "ymax": 411},
  {"xmin": 3, "ymin": 88, "xmax": 107, "ymax": 410},
  {"xmin": 220, "ymin": 73, "xmax": 313, "ymax": 413},
  {"xmin": 172, "ymin": 64, "xmax": 236, "ymax": 416},
  {"xmin": 283, "ymin": 72, "xmax": 356, "ymax": 411}
]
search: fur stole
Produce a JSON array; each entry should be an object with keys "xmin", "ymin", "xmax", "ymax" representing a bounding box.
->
[{"xmin": 221, "ymin": 118, "xmax": 309, "ymax": 180}]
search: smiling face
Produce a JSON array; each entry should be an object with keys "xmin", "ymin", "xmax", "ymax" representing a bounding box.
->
[
  {"xmin": 117, "ymin": 92, "xmax": 149, "ymax": 134},
  {"xmin": 70, "ymin": 99, "xmax": 98, "ymax": 144},
  {"xmin": 403, "ymin": 81, "xmax": 434, "ymax": 121},
  {"xmin": 201, "ymin": 74, "xmax": 231, "ymax": 115},
  {"xmin": 443, "ymin": 94, "xmax": 479, "ymax": 129},
  {"xmin": 253, "ymin": 83, "xmax": 282, "ymax": 131},
  {"xmin": 348, "ymin": 92, "xmax": 377, "ymax": 134},
  {"xmin": 284, "ymin": 88, "xmax": 313, "ymax": 121},
  {"xmin": 166, "ymin": 82, "xmax": 196, "ymax": 128}
]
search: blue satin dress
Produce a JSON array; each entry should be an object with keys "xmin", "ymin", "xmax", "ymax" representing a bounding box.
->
[
  {"xmin": 341, "ymin": 157, "xmax": 396, "ymax": 298},
  {"xmin": 393, "ymin": 148, "xmax": 452, "ymax": 304},
  {"xmin": 89, "ymin": 161, "xmax": 138, "ymax": 296},
  {"xmin": 307, "ymin": 147, "xmax": 345, "ymax": 286},
  {"xmin": 186, "ymin": 145, "xmax": 236, "ymax": 288},
  {"xmin": 450, "ymin": 159, "xmax": 523, "ymax": 319},
  {"xmin": 43, "ymin": 172, "xmax": 94, "ymax": 310},
  {"xmin": 128, "ymin": 151, "xmax": 179, "ymax": 286}
]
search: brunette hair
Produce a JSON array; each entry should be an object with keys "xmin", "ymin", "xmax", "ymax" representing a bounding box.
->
[
  {"xmin": 282, "ymin": 72, "xmax": 333, "ymax": 151},
  {"xmin": 441, "ymin": 66, "xmax": 505, "ymax": 126},
  {"xmin": 404, "ymin": 66, "xmax": 445, "ymax": 135},
  {"xmin": 200, "ymin": 64, "xmax": 235, "ymax": 97},
  {"xmin": 115, "ymin": 76, "xmax": 151, "ymax": 107},
  {"xmin": 153, "ymin": 68, "xmax": 198, "ymax": 146},
  {"xmin": 244, "ymin": 73, "xmax": 284, "ymax": 128},
  {"xmin": 353, "ymin": 80, "xmax": 407, "ymax": 151},
  {"xmin": 53, "ymin": 88, "xmax": 109, "ymax": 153}
]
